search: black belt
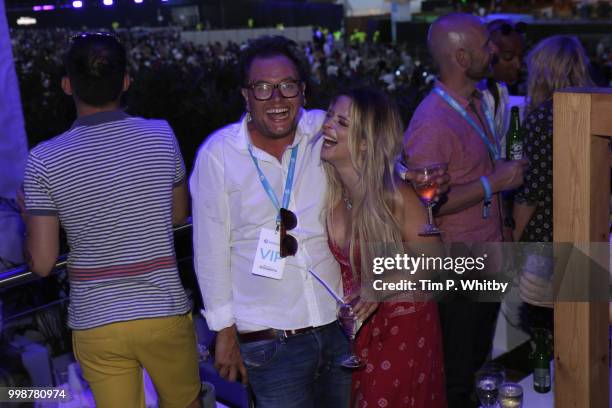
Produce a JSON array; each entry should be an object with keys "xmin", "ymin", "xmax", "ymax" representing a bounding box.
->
[{"xmin": 238, "ymin": 322, "xmax": 334, "ymax": 343}]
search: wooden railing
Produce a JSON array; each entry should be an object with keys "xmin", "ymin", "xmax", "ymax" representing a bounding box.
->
[{"xmin": 553, "ymin": 88, "xmax": 611, "ymax": 408}]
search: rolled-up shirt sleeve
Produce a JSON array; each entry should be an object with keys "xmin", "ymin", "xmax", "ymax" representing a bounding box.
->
[{"xmin": 190, "ymin": 144, "xmax": 234, "ymax": 331}]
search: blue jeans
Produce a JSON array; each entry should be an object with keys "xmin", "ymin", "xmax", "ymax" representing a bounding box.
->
[{"xmin": 239, "ymin": 322, "xmax": 351, "ymax": 408}]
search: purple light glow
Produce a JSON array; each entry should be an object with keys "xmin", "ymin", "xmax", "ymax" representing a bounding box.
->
[
  {"xmin": 72, "ymin": 0, "xmax": 83, "ymax": 7},
  {"xmin": 134, "ymin": 0, "xmax": 143, "ymax": 3},
  {"xmin": 42, "ymin": 4, "xmax": 55, "ymax": 10},
  {"xmin": 103, "ymin": 0, "xmax": 113, "ymax": 5},
  {"xmin": 32, "ymin": 5, "xmax": 42, "ymax": 10}
]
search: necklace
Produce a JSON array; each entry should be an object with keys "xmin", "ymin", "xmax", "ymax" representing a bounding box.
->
[{"xmin": 342, "ymin": 189, "xmax": 353, "ymax": 210}]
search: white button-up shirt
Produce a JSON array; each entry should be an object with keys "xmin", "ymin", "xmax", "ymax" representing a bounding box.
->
[{"xmin": 190, "ymin": 109, "xmax": 341, "ymax": 332}]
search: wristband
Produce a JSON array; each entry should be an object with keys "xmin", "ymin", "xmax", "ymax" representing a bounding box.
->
[
  {"xmin": 480, "ymin": 176, "xmax": 492, "ymax": 201},
  {"xmin": 479, "ymin": 176, "xmax": 492, "ymax": 219}
]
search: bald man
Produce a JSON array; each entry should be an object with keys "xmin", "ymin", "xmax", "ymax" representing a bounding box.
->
[{"xmin": 404, "ymin": 13, "xmax": 528, "ymax": 408}]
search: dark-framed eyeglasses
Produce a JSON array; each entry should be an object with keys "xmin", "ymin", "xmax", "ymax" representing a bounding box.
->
[
  {"xmin": 70, "ymin": 32, "xmax": 120, "ymax": 44},
  {"xmin": 279, "ymin": 208, "xmax": 298, "ymax": 258},
  {"xmin": 246, "ymin": 80, "xmax": 302, "ymax": 101},
  {"xmin": 495, "ymin": 22, "xmax": 527, "ymax": 36}
]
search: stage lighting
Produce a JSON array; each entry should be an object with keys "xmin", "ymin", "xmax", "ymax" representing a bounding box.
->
[
  {"xmin": 134, "ymin": 0, "xmax": 143, "ymax": 3},
  {"xmin": 103, "ymin": 0, "xmax": 113, "ymax": 6},
  {"xmin": 33, "ymin": 4, "xmax": 55, "ymax": 10},
  {"xmin": 73, "ymin": 0, "xmax": 83, "ymax": 8}
]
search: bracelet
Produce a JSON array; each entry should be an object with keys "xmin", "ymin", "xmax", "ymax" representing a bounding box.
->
[{"xmin": 479, "ymin": 176, "xmax": 492, "ymax": 219}]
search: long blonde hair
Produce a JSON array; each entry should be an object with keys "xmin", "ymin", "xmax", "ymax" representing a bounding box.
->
[
  {"xmin": 526, "ymin": 35, "xmax": 594, "ymax": 114},
  {"xmin": 322, "ymin": 88, "xmax": 405, "ymax": 280}
]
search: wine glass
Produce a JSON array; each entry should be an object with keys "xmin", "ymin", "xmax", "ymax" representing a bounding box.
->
[
  {"xmin": 407, "ymin": 163, "xmax": 447, "ymax": 236},
  {"xmin": 475, "ymin": 366, "xmax": 505, "ymax": 408},
  {"xmin": 337, "ymin": 299, "xmax": 364, "ymax": 368}
]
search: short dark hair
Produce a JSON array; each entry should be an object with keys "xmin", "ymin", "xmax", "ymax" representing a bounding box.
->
[
  {"xmin": 238, "ymin": 36, "xmax": 309, "ymax": 88},
  {"xmin": 64, "ymin": 33, "xmax": 127, "ymax": 106},
  {"xmin": 487, "ymin": 19, "xmax": 527, "ymax": 37}
]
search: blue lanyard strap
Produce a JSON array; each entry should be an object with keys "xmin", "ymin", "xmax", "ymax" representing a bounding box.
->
[
  {"xmin": 434, "ymin": 87, "xmax": 500, "ymax": 160},
  {"xmin": 247, "ymin": 143, "xmax": 300, "ymax": 223}
]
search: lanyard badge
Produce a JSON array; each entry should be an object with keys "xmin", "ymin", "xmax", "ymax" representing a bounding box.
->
[
  {"xmin": 248, "ymin": 143, "xmax": 299, "ymax": 219},
  {"xmin": 434, "ymin": 87, "xmax": 498, "ymax": 219},
  {"xmin": 434, "ymin": 87, "xmax": 500, "ymax": 160},
  {"xmin": 247, "ymin": 143, "xmax": 300, "ymax": 275}
]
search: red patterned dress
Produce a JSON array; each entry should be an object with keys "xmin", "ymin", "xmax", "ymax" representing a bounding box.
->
[{"xmin": 329, "ymin": 242, "xmax": 447, "ymax": 408}]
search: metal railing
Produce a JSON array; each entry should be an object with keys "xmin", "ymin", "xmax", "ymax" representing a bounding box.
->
[{"xmin": 0, "ymin": 221, "xmax": 193, "ymax": 290}]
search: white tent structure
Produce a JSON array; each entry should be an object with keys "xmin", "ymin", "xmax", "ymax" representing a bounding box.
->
[
  {"xmin": 340, "ymin": 0, "xmax": 423, "ymax": 18},
  {"xmin": 0, "ymin": 0, "xmax": 27, "ymax": 270},
  {"xmin": 0, "ymin": 0, "xmax": 27, "ymax": 200}
]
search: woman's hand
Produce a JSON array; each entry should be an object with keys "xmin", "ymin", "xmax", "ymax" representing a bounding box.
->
[
  {"xmin": 395, "ymin": 158, "xmax": 451, "ymax": 199},
  {"xmin": 344, "ymin": 293, "xmax": 378, "ymax": 322}
]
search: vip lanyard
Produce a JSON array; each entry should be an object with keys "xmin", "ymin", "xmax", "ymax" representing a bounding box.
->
[
  {"xmin": 247, "ymin": 143, "xmax": 299, "ymax": 224},
  {"xmin": 434, "ymin": 87, "xmax": 500, "ymax": 161}
]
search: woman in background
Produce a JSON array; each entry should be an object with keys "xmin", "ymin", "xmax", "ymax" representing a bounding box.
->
[
  {"xmin": 513, "ymin": 35, "xmax": 594, "ymax": 243},
  {"xmin": 513, "ymin": 36, "xmax": 594, "ymax": 332},
  {"xmin": 320, "ymin": 87, "xmax": 446, "ymax": 408}
]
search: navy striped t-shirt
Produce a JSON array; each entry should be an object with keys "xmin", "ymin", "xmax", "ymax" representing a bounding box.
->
[{"xmin": 24, "ymin": 110, "xmax": 191, "ymax": 330}]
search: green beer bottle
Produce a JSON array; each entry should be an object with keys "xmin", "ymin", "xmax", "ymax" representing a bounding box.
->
[
  {"xmin": 533, "ymin": 328, "xmax": 552, "ymax": 393},
  {"xmin": 506, "ymin": 106, "xmax": 523, "ymax": 160}
]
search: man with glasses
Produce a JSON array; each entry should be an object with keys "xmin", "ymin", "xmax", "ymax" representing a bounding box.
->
[
  {"xmin": 190, "ymin": 36, "xmax": 351, "ymax": 407},
  {"xmin": 22, "ymin": 33, "xmax": 202, "ymax": 408}
]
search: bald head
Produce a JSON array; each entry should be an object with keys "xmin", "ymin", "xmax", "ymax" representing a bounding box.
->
[{"xmin": 428, "ymin": 13, "xmax": 494, "ymax": 81}]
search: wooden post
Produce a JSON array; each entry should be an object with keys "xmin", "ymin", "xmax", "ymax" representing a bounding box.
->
[{"xmin": 553, "ymin": 88, "xmax": 611, "ymax": 408}]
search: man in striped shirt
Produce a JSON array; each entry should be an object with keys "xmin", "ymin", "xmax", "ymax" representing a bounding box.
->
[{"xmin": 23, "ymin": 33, "xmax": 202, "ymax": 408}]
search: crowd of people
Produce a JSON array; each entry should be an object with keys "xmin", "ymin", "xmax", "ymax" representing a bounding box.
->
[
  {"xmin": 10, "ymin": 25, "xmax": 612, "ymax": 176},
  {"xmin": 10, "ymin": 28, "xmax": 434, "ymax": 173},
  {"xmin": 6, "ymin": 10, "xmax": 609, "ymax": 408}
]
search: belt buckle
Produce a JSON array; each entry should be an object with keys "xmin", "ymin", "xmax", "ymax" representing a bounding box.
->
[
  {"xmin": 278, "ymin": 329, "xmax": 291, "ymax": 342},
  {"xmin": 280, "ymin": 328, "xmax": 300, "ymax": 339}
]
